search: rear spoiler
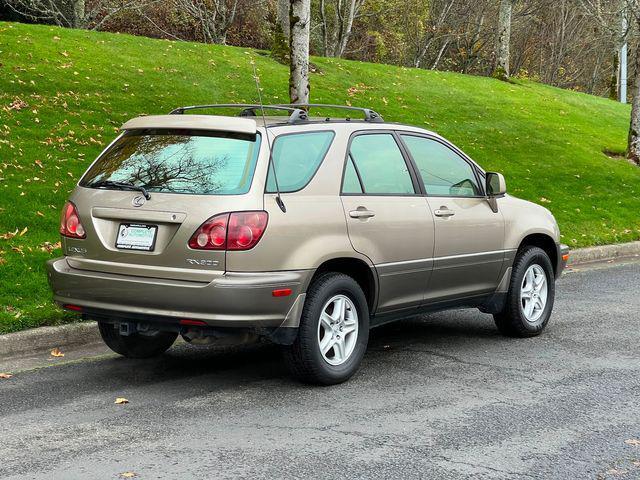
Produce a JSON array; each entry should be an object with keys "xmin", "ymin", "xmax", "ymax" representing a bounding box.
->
[{"xmin": 120, "ymin": 115, "xmax": 257, "ymax": 135}]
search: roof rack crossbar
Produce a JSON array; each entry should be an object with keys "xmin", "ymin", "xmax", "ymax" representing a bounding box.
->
[
  {"xmin": 273, "ymin": 104, "xmax": 384, "ymax": 123},
  {"xmin": 169, "ymin": 103, "xmax": 383, "ymax": 124}
]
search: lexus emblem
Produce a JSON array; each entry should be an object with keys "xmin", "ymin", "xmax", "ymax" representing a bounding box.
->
[{"xmin": 132, "ymin": 195, "xmax": 146, "ymax": 207}]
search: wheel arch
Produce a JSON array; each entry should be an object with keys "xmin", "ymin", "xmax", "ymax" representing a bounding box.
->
[
  {"xmin": 517, "ymin": 233, "xmax": 558, "ymax": 276},
  {"xmin": 310, "ymin": 257, "xmax": 378, "ymax": 313}
]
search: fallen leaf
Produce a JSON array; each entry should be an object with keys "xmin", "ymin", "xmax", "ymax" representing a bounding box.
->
[
  {"xmin": 36, "ymin": 211, "xmax": 44, "ymax": 217},
  {"xmin": 19, "ymin": 227, "xmax": 28, "ymax": 236},
  {"xmin": 50, "ymin": 347, "xmax": 65, "ymax": 357},
  {"xmin": 0, "ymin": 229, "xmax": 18, "ymax": 240},
  {"xmin": 0, "ymin": 372, "xmax": 13, "ymax": 379},
  {"xmin": 606, "ymin": 468, "xmax": 627, "ymax": 476},
  {"xmin": 625, "ymin": 439, "xmax": 640, "ymax": 446},
  {"xmin": 119, "ymin": 472, "xmax": 137, "ymax": 478},
  {"xmin": 8, "ymin": 97, "xmax": 27, "ymax": 111},
  {"xmin": 114, "ymin": 397, "xmax": 129, "ymax": 405}
]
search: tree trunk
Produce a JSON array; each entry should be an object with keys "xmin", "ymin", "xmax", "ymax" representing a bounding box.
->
[
  {"xmin": 277, "ymin": 0, "xmax": 290, "ymax": 38},
  {"xmin": 72, "ymin": 0, "xmax": 85, "ymax": 28},
  {"xmin": 493, "ymin": 0, "xmax": 512, "ymax": 80},
  {"xmin": 335, "ymin": 0, "xmax": 357, "ymax": 58},
  {"xmin": 627, "ymin": 43, "xmax": 640, "ymax": 165},
  {"xmin": 609, "ymin": 51, "xmax": 619, "ymax": 100},
  {"xmin": 289, "ymin": 0, "xmax": 311, "ymax": 104}
]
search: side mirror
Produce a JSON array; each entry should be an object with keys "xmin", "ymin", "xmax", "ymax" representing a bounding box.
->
[{"xmin": 486, "ymin": 172, "xmax": 506, "ymax": 197}]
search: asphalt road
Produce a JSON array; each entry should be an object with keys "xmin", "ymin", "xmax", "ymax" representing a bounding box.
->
[{"xmin": 1, "ymin": 260, "xmax": 640, "ymax": 480}]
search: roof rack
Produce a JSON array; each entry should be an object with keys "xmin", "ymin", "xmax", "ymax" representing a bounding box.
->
[
  {"xmin": 169, "ymin": 104, "xmax": 307, "ymax": 124},
  {"xmin": 168, "ymin": 103, "xmax": 384, "ymax": 124}
]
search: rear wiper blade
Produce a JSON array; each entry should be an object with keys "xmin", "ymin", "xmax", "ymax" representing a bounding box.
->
[{"xmin": 89, "ymin": 180, "xmax": 151, "ymax": 200}]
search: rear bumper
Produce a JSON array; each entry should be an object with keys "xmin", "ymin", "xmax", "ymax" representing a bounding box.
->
[
  {"xmin": 557, "ymin": 243, "xmax": 570, "ymax": 277},
  {"xmin": 46, "ymin": 257, "xmax": 312, "ymax": 328}
]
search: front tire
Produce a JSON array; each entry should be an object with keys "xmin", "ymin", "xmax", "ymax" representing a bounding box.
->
[
  {"xmin": 283, "ymin": 273, "xmax": 370, "ymax": 385},
  {"xmin": 98, "ymin": 322, "xmax": 178, "ymax": 358},
  {"xmin": 494, "ymin": 246, "xmax": 556, "ymax": 337}
]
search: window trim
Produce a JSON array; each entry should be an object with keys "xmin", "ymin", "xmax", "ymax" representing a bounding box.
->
[
  {"xmin": 396, "ymin": 131, "xmax": 488, "ymax": 198},
  {"xmin": 340, "ymin": 130, "xmax": 422, "ymax": 197},
  {"xmin": 264, "ymin": 129, "xmax": 336, "ymax": 194}
]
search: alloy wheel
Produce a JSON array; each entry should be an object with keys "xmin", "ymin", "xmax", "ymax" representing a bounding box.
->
[
  {"xmin": 317, "ymin": 294, "xmax": 359, "ymax": 366},
  {"xmin": 520, "ymin": 264, "xmax": 548, "ymax": 323}
]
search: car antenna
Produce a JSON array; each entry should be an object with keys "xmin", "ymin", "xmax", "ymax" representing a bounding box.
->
[{"xmin": 252, "ymin": 61, "xmax": 286, "ymax": 213}]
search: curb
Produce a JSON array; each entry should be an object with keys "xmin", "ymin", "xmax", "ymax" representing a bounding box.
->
[
  {"xmin": 1, "ymin": 241, "xmax": 640, "ymax": 360},
  {"xmin": 0, "ymin": 321, "xmax": 99, "ymax": 359},
  {"xmin": 567, "ymin": 241, "xmax": 640, "ymax": 266}
]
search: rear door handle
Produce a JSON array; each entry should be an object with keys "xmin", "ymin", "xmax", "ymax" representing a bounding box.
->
[
  {"xmin": 434, "ymin": 208, "xmax": 455, "ymax": 218},
  {"xmin": 349, "ymin": 209, "xmax": 376, "ymax": 219}
]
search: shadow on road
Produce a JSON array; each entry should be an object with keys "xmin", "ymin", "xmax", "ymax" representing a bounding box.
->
[{"xmin": 0, "ymin": 309, "xmax": 507, "ymax": 414}]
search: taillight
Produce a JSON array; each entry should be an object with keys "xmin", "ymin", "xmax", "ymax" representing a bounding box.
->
[
  {"xmin": 59, "ymin": 201, "xmax": 86, "ymax": 239},
  {"xmin": 188, "ymin": 211, "xmax": 268, "ymax": 251},
  {"xmin": 188, "ymin": 213, "xmax": 229, "ymax": 250},
  {"xmin": 227, "ymin": 211, "xmax": 268, "ymax": 250}
]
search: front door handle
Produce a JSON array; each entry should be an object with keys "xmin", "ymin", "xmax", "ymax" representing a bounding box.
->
[
  {"xmin": 434, "ymin": 207, "xmax": 455, "ymax": 218},
  {"xmin": 349, "ymin": 208, "xmax": 376, "ymax": 219}
]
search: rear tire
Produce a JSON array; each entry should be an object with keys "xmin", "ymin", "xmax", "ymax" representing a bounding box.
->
[
  {"xmin": 98, "ymin": 322, "xmax": 178, "ymax": 358},
  {"xmin": 283, "ymin": 273, "xmax": 369, "ymax": 385},
  {"xmin": 494, "ymin": 246, "xmax": 555, "ymax": 337}
]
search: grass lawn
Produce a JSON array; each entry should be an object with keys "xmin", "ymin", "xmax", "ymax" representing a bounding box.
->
[{"xmin": 1, "ymin": 21, "xmax": 639, "ymax": 333}]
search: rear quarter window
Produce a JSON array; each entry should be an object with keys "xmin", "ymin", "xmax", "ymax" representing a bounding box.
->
[{"xmin": 266, "ymin": 131, "xmax": 335, "ymax": 192}]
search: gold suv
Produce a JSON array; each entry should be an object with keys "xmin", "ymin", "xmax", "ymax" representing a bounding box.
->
[{"xmin": 47, "ymin": 104, "xmax": 569, "ymax": 384}]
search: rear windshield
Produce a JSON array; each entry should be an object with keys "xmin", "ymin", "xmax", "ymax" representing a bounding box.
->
[{"xmin": 80, "ymin": 129, "xmax": 261, "ymax": 195}]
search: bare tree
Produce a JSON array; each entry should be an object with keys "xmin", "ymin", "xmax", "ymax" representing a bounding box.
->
[
  {"xmin": 289, "ymin": 0, "xmax": 311, "ymax": 103},
  {"xmin": 318, "ymin": 0, "xmax": 365, "ymax": 57},
  {"xmin": 4, "ymin": 0, "xmax": 151, "ymax": 29},
  {"xmin": 172, "ymin": 0, "xmax": 240, "ymax": 44},
  {"xmin": 407, "ymin": 0, "xmax": 457, "ymax": 68},
  {"xmin": 493, "ymin": 0, "xmax": 514, "ymax": 79},
  {"xmin": 579, "ymin": 0, "xmax": 631, "ymax": 99}
]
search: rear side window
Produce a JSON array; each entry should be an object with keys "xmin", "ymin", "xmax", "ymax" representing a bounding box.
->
[
  {"xmin": 266, "ymin": 131, "xmax": 335, "ymax": 192},
  {"xmin": 80, "ymin": 130, "xmax": 261, "ymax": 195},
  {"xmin": 401, "ymin": 135, "xmax": 481, "ymax": 197},
  {"xmin": 347, "ymin": 133, "xmax": 415, "ymax": 195}
]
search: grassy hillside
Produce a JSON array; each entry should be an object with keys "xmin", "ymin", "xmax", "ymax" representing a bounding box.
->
[{"xmin": 0, "ymin": 21, "xmax": 638, "ymax": 333}]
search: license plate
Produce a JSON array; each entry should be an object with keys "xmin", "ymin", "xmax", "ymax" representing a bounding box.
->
[{"xmin": 116, "ymin": 223, "xmax": 157, "ymax": 251}]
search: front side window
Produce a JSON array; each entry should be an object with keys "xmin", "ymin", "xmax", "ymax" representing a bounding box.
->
[
  {"xmin": 266, "ymin": 131, "xmax": 335, "ymax": 192},
  {"xmin": 80, "ymin": 129, "xmax": 261, "ymax": 195},
  {"xmin": 401, "ymin": 135, "xmax": 481, "ymax": 197},
  {"xmin": 347, "ymin": 133, "xmax": 415, "ymax": 195}
]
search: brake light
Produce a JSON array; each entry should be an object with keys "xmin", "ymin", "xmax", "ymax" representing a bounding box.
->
[
  {"xmin": 188, "ymin": 213, "xmax": 229, "ymax": 250},
  {"xmin": 227, "ymin": 211, "xmax": 268, "ymax": 250},
  {"xmin": 188, "ymin": 211, "xmax": 268, "ymax": 251},
  {"xmin": 59, "ymin": 201, "xmax": 86, "ymax": 239}
]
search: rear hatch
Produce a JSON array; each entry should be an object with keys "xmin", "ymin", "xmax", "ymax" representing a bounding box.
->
[{"xmin": 64, "ymin": 121, "xmax": 263, "ymax": 282}]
